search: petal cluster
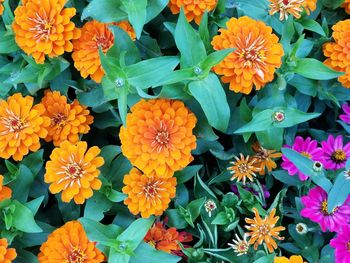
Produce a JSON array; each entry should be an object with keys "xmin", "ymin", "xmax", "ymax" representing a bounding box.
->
[
  {"xmin": 343, "ymin": 0, "xmax": 350, "ymax": 14},
  {"xmin": 274, "ymin": 255, "xmax": 306, "ymax": 263},
  {"xmin": 330, "ymin": 225, "xmax": 350, "ymax": 263},
  {"xmin": 321, "ymin": 135, "xmax": 350, "ymax": 170},
  {"xmin": 168, "ymin": 0, "xmax": 217, "ymax": 24},
  {"xmin": 12, "ymin": 0, "xmax": 81, "ymax": 64},
  {"xmin": 72, "ymin": 20, "xmax": 135, "ymax": 83},
  {"xmin": 0, "ymin": 238, "xmax": 16, "ymax": 263},
  {"xmin": 211, "ymin": 16, "xmax": 284, "ymax": 94},
  {"xmin": 0, "ymin": 93, "xmax": 50, "ymax": 161},
  {"xmin": 40, "ymin": 90, "xmax": 93, "ymax": 146},
  {"xmin": 120, "ymin": 99, "xmax": 197, "ymax": 178},
  {"xmin": 0, "ymin": 175, "xmax": 12, "ymax": 202},
  {"xmin": 45, "ymin": 141, "xmax": 104, "ymax": 204},
  {"xmin": 122, "ymin": 168, "xmax": 177, "ymax": 218},
  {"xmin": 38, "ymin": 221, "xmax": 104, "ymax": 263},
  {"xmin": 0, "ymin": 0, "xmax": 4, "ymax": 16}
]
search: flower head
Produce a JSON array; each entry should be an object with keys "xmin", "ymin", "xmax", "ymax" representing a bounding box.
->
[
  {"xmin": 228, "ymin": 233, "xmax": 250, "ymax": 256},
  {"xmin": 72, "ymin": 20, "xmax": 135, "ymax": 83},
  {"xmin": 274, "ymin": 255, "xmax": 306, "ymax": 263},
  {"xmin": 211, "ymin": 16, "xmax": 284, "ymax": 94},
  {"xmin": 40, "ymin": 90, "xmax": 93, "ymax": 146},
  {"xmin": 168, "ymin": 0, "xmax": 217, "ymax": 25},
  {"xmin": 340, "ymin": 103, "xmax": 350, "ymax": 124},
  {"xmin": 323, "ymin": 20, "xmax": 350, "ymax": 88},
  {"xmin": 0, "ymin": 175, "xmax": 12, "ymax": 202},
  {"xmin": 302, "ymin": 0, "xmax": 317, "ymax": 14},
  {"xmin": 0, "ymin": 0, "xmax": 4, "ymax": 16},
  {"xmin": 301, "ymin": 186, "xmax": 350, "ymax": 232},
  {"xmin": 251, "ymin": 142, "xmax": 282, "ymax": 175},
  {"xmin": 0, "ymin": 238, "xmax": 16, "ymax": 262},
  {"xmin": 0, "ymin": 93, "xmax": 50, "ymax": 161},
  {"xmin": 204, "ymin": 199, "xmax": 217, "ymax": 217},
  {"xmin": 12, "ymin": 0, "xmax": 81, "ymax": 64},
  {"xmin": 281, "ymin": 136, "xmax": 324, "ymax": 180},
  {"xmin": 228, "ymin": 154, "xmax": 261, "ymax": 184},
  {"xmin": 45, "ymin": 141, "xmax": 104, "ymax": 204},
  {"xmin": 38, "ymin": 221, "xmax": 104, "ymax": 263},
  {"xmin": 330, "ymin": 224, "xmax": 350, "ymax": 263},
  {"xmin": 295, "ymin": 223, "xmax": 308, "ymax": 235},
  {"xmin": 343, "ymin": 0, "xmax": 350, "ymax": 14},
  {"xmin": 321, "ymin": 135, "xmax": 350, "ymax": 170},
  {"xmin": 120, "ymin": 99, "xmax": 197, "ymax": 178},
  {"xmin": 122, "ymin": 168, "xmax": 177, "ymax": 218},
  {"xmin": 245, "ymin": 208, "xmax": 285, "ymax": 253},
  {"xmin": 269, "ymin": 0, "xmax": 304, "ymax": 20},
  {"xmin": 144, "ymin": 221, "xmax": 193, "ymax": 253}
]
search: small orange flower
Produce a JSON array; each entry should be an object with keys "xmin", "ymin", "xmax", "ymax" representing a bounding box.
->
[
  {"xmin": 0, "ymin": 0, "xmax": 4, "ymax": 16},
  {"xmin": 12, "ymin": 0, "xmax": 81, "ymax": 64},
  {"xmin": 168, "ymin": 0, "xmax": 217, "ymax": 25},
  {"xmin": 274, "ymin": 255, "xmax": 306, "ymax": 263},
  {"xmin": 72, "ymin": 20, "xmax": 136, "ymax": 83},
  {"xmin": 228, "ymin": 154, "xmax": 261, "ymax": 184},
  {"xmin": 122, "ymin": 168, "xmax": 177, "ymax": 218},
  {"xmin": 38, "ymin": 221, "xmax": 104, "ymax": 263},
  {"xmin": 251, "ymin": 142, "xmax": 282, "ymax": 175},
  {"xmin": 343, "ymin": 0, "xmax": 350, "ymax": 14},
  {"xmin": 120, "ymin": 99, "xmax": 197, "ymax": 178},
  {"xmin": 40, "ymin": 90, "xmax": 93, "ymax": 146},
  {"xmin": 211, "ymin": 16, "xmax": 284, "ymax": 94},
  {"xmin": 144, "ymin": 221, "xmax": 193, "ymax": 253},
  {"xmin": 302, "ymin": 0, "xmax": 317, "ymax": 14},
  {"xmin": 45, "ymin": 141, "xmax": 104, "ymax": 204},
  {"xmin": 0, "ymin": 93, "xmax": 50, "ymax": 161},
  {"xmin": 245, "ymin": 208, "xmax": 285, "ymax": 253},
  {"xmin": 0, "ymin": 175, "xmax": 12, "ymax": 202},
  {"xmin": 269, "ymin": 0, "xmax": 304, "ymax": 20},
  {"xmin": 323, "ymin": 19, "xmax": 350, "ymax": 88},
  {"xmin": 0, "ymin": 238, "xmax": 16, "ymax": 262}
]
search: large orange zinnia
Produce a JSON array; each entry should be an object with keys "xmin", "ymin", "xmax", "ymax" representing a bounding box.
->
[
  {"xmin": 211, "ymin": 16, "xmax": 284, "ymax": 94},
  {"xmin": 120, "ymin": 99, "xmax": 197, "ymax": 178},
  {"xmin": 0, "ymin": 93, "xmax": 50, "ymax": 161},
  {"xmin": 72, "ymin": 20, "xmax": 136, "ymax": 83},
  {"xmin": 168, "ymin": 0, "xmax": 217, "ymax": 24},
  {"xmin": 0, "ymin": 238, "xmax": 16, "ymax": 263},
  {"xmin": 40, "ymin": 90, "xmax": 93, "ymax": 146},
  {"xmin": 0, "ymin": 175, "xmax": 12, "ymax": 202},
  {"xmin": 122, "ymin": 168, "xmax": 177, "ymax": 218},
  {"xmin": 38, "ymin": 221, "xmax": 104, "ymax": 263},
  {"xmin": 12, "ymin": 0, "xmax": 81, "ymax": 64},
  {"xmin": 45, "ymin": 141, "xmax": 104, "ymax": 204},
  {"xmin": 0, "ymin": 0, "xmax": 4, "ymax": 16},
  {"xmin": 323, "ymin": 19, "xmax": 350, "ymax": 88}
]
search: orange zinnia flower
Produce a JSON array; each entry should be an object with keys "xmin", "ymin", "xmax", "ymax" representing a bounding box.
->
[
  {"xmin": 120, "ymin": 99, "xmax": 197, "ymax": 178},
  {"xmin": 274, "ymin": 255, "xmax": 306, "ymax": 263},
  {"xmin": 12, "ymin": 0, "xmax": 81, "ymax": 64},
  {"xmin": 40, "ymin": 90, "xmax": 93, "ymax": 146},
  {"xmin": 0, "ymin": 238, "xmax": 16, "ymax": 262},
  {"xmin": 0, "ymin": 175, "xmax": 12, "ymax": 201},
  {"xmin": 269, "ymin": 0, "xmax": 304, "ymax": 20},
  {"xmin": 0, "ymin": 0, "xmax": 4, "ymax": 16},
  {"xmin": 0, "ymin": 93, "xmax": 50, "ymax": 161},
  {"xmin": 228, "ymin": 154, "xmax": 261, "ymax": 184},
  {"xmin": 38, "ymin": 221, "xmax": 104, "ymax": 263},
  {"xmin": 45, "ymin": 141, "xmax": 104, "ymax": 204},
  {"xmin": 122, "ymin": 168, "xmax": 177, "ymax": 218},
  {"xmin": 302, "ymin": 0, "xmax": 317, "ymax": 14},
  {"xmin": 323, "ymin": 19, "xmax": 350, "ymax": 88},
  {"xmin": 251, "ymin": 142, "xmax": 282, "ymax": 175},
  {"xmin": 72, "ymin": 20, "xmax": 136, "ymax": 83},
  {"xmin": 168, "ymin": 0, "xmax": 217, "ymax": 24},
  {"xmin": 245, "ymin": 208, "xmax": 285, "ymax": 253},
  {"xmin": 144, "ymin": 221, "xmax": 193, "ymax": 253},
  {"xmin": 211, "ymin": 16, "xmax": 284, "ymax": 94},
  {"xmin": 343, "ymin": 0, "xmax": 350, "ymax": 14}
]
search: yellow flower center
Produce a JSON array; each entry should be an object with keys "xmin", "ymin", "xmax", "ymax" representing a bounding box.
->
[
  {"xmin": 321, "ymin": 200, "xmax": 337, "ymax": 216},
  {"xmin": 301, "ymin": 151, "xmax": 311, "ymax": 158},
  {"xmin": 331, "ymin": 149, "xmax": 347, "ymax": 163},
  {"xmin": 347, "ymin": 242, "xmax": 350, "ymax": 252},
  {"xmin": 1, "ymin": 110, "xmax": 28, "ymax": 135},
  {"xmin": 52, "ymin": 112, "xmax": 67, "ymax": 127},
  {"xmin": 67, "ymin": 247, "xmax": 86, "ymax": 263},
  {"xmin": 258, "ymin": 224, "xmax": 270, "ymax": 236},
  {"xmin": 28, "ymin": 12, "xmax": 54, "ymax": 41},
  {"xmin": 238, "ymin": 163, "xmax": 249, "ymax": 174}
]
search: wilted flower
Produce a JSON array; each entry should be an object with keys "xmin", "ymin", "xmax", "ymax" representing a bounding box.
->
[
  {"xmin": 228, "ymin": 233, "xmax": 250, "ymax": 256},
  {"xmin": 12, "ymin": 0, "xmax": 81, "ymax": 64},
  {"xmin": 274, "ymin": 255, "xmax": 306, "ymax": 263},
  {"xmin": 295, "ymin": 223, "xmax": 308, "ymax": 235},
  {"xmin": 251, "ymin": 142, "xmax": 282, "ymax": 175},
  {"xmin": 38, "ymin": 221, "xmax": 104, "ymax": 262},
  {"xmin": 321, "ymin": 135, "xmax": 350, "ymax": 170},
  {"xmin": 228, "ymin": 154, "xmax": 261, "ymax": 185},
  {"xmin": 301, "ymin": 186, "xmax": 350, "ymax": 232},
  {"xmin": 211, "ymin": 16, "xmax": 284, "ymax": 94},
  {"xmin": 245, "ymin": 208, "xmax": 285, "ymax": 253},
  {"xmin": 204, "ymin": 199, "xmax": 217, "ymax": 217},
  {"xmin": 330, "ymin": 224, "xmax": 350, "ymax": 262},
  {"xmin": 168, "ymin": 0, "xmax": 217, "ymax": 24}
]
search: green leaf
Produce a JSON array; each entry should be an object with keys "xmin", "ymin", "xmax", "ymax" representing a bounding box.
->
[
  {"xmin": 165, "ymin": 209, "xmax": 188, "ymax": 229},
  {"xmin": 174, "ymin": 10, "xmax": 207, "ymax": 67},
  {"xmin": 0, "ymin": 30, "xmax": 19, "ymax": 54},
  {"xmin": 79, "ymin": 217, "xmax": 122, "ymax": 243},
  {"xmin": 293, "ymin": 58, "xmax": 343, "ymax": 80},
  {"xmin": 327, "ymin": 171, "xmax": 350, "ymax": 212},
  {"xmin": 272, "ymin": 170, "xmax": 302, "ymax": 186},
  {"xmin": 10, "ymin": 165, "xmax": 35, "ymax": 202},
  {"xmin": 146, "ymin": 0, "xmax": 169, "ymax": 22},
  {"xmin": 14, "ymin": 250, "xmax": 39, "ymax": 263},
  {"xmin": 212, "ymin": 212, "xmax": 230, "ymax": 225},
  {"xmin": 187, "ymin": 197, "xmax": 206, "ymax": 223},
  {"xmin": 121, "ymin": 0, "xmax": 147, "ymax": 39},
  {"xmin": 82, "ymin": 0, "xmax": 127, "ymax": 22},
  {"xmin": 189, "ymin": 73, "xmax": 230, "ymax": 132},
  {"xmin": 199, "ymin": 49, "xmax": 235, "ymax": 72},
  {"xmin": 12, "ymin": 200, "xmax": 42, "ymax": 233},
  {"xmin": 130, "ymin": 242, "xmax": 181, "ymax": 263},
  {"xmin": 298, "ymin": 19, "xmax": 326, "ymax": 36},
  {"xmin": 107, "ymin": 190, "xmax": 127, "ymax": 202},
  {"xmin": 175, "ymin": 165, "xmax": 203, "ymax": 184},
  {"xmin": 25, "ymin": 196, "xmax": 44, "ymax": 215},
  {"xmin": 84, "ymin": 192, "xmax": 113, "ymax": 222},
  {"xmin": 253, "ymin": 254, "xmax": 275, "ymax": 263}
]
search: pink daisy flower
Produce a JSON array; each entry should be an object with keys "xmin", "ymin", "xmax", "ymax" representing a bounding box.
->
[
  {"xmin": 321, "ymin": 135, "xmax": 350, "ymax": 170},
  {"xmin": 330, "ymin": 225, "xmax": 350, "ymax": 263},
  {"xmin": 300, "ymin": 186, "xmax": 350, "ymax": 232},
  {"xmin": 281, "ymin": 136, "xmax": 323, "ymax": 181},
  {"xmin": 339, "ymin": 103, "xmax": 350, "ymax": 124}
]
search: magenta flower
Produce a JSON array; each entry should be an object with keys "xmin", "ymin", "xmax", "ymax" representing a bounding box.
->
[
  {"xmin": 330, "ymin": 225, "xmax": 350, "ymax": 263},
  {"xmin": 300, "ymin": 186, "xmax": 350, "ymax": 232},
  {"xmin": 339, "ymin": 103, "xmax": 350, "ymax": 124},
  {"xmin": 321, "ymin": 135, "xmax": 350, "ymax": 170},
  {"xmin": 281, "ymin": 136, "xmax": 323, "ymax": 181}
]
